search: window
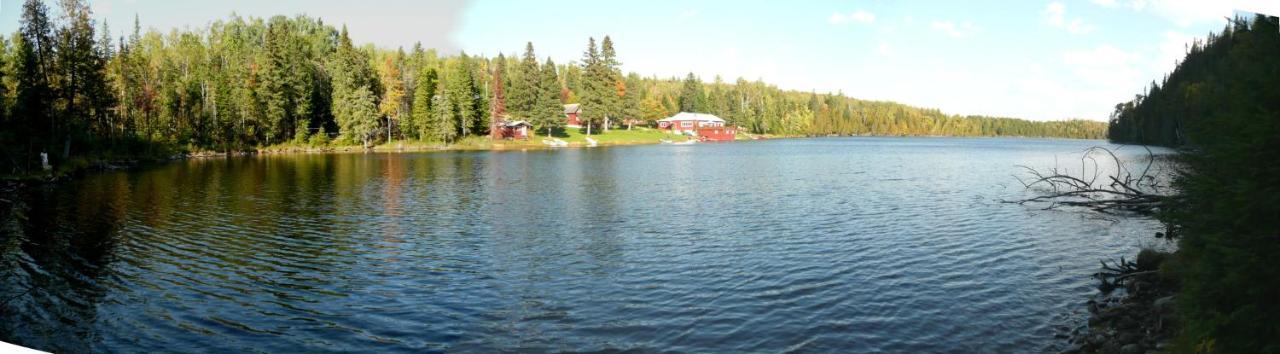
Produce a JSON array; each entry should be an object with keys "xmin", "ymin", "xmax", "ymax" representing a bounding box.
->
[{"xmin": 680, "ymin": 121, "xmax": 693, "ymax": 128}]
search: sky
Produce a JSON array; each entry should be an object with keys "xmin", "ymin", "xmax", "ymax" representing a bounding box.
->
[{"xmin": 1, "ymin": 0, "xmax": 1277, "ymax": 121}]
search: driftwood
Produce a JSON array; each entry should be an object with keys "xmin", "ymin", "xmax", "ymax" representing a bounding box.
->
[
  {"xmin": 1004, "ymin": 146, "xmax": 1168, "ymax": 216},
  {"xmin": 1093, "ymin": 255, "xmax": 1158, "ymax": 293}
]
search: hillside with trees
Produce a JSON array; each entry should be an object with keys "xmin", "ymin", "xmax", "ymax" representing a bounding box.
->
[
  {"xmin": 0, "ymin": 1, "xmax": 1105, "ymax": 176},
  {"xmin": 1106, "ymin": 14, "xmax": 1279, "ymax": 352}
]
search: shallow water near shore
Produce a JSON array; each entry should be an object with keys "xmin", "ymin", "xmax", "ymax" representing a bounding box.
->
[{"xmin": 0, "ymin": 137, "xmax": 1169, "ymax": 352}]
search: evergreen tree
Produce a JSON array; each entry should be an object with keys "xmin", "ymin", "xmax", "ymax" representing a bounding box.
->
[
  {"xmin": 18, "ymin": 0, "xmax": 55, "ymax": 156},
  {"xmin": 337, "ymin": 85, "xmax": 378, "ymax": 147},
  {"xmin": 678, "ymin": 73, "xmax": 705, "ymax": 112},
  {"xmin": 534, "ymin": 58, "xmax": 564, "ymax": 137},
  {"xmin": 329, "ymin": 26, "xmax": 380, "ymax": 146},
  {"xmin": 446, "ymin": 52, "xmax": 483, "ymax": 137},
  {"xmin": 431, "ymin": 90, "xmax": 457, "ymax": 143},
  {"xmin": 410, "ymin": 67, "xmax": 438, "ymax": 140},
  {"xmin": 600, "ymin": 35, "xmax": 622, "ymax": 131},
  {"xmin": 509, "ymin": 42, "xmax": 539, "ymax": 120},
  {"xmin": 577, "ymin": 37, "xmax": 606, "ymax": 134}
]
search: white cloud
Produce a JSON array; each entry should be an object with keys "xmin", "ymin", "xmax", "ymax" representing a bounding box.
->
[
  {"xmin": 1095, "ymin": 0, "xmax": 1280, "ymax": 27},
  {"xmin": 1044, "ymin": 2, "xmax": 1096, "ymax": 34},
  {"xmin": 876, "ymin": 42, "xmax": 892, "ymax": 56},
  {"xmin": 1061, "ymin": 45, "xmax": 1146, "ymax": 104},
  {"xmin": 680, "ymin": 9, "xmax": 699, "ymax": 18},
  {"xmin": 930, "ymin": 21, "xmax": 976, "ymax": 38},
  {"xmin": 1045, "ymin": 2, "xmax": 1067, "ymax": 26},
  {"xmin": 829, "ymin": 9, "xmax": 875, "ymax": 25},
  {"xmin": 1145, "ymin": 0, "xmax": 1233, "ymax": 27}
]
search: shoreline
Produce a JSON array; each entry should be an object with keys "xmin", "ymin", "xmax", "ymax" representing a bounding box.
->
[
  {"xmin": 1062, "ymin": 249, "xmax": 1180, "ymax": 353},
  {"xmin": 1, "ymin": 133, "xmax": 1109, "ymax": 185}
]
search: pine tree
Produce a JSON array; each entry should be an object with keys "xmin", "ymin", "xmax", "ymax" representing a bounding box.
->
[
  {"xmin": 509, "ymin": 42, "xmax": 539, "ymax": 120},
  {"xmin": 600, "ymin": 35, "xmax": 622, "ymax": 131},
  {"xmin": 329, "ymin": 26, "xmax": 380, "ymax": 146},
  {"xmin": 577, "ymin": 37, "xmax": 605, "ymax": 134},
  {"xmin": 678, "ymin": 73, "xmax": 705, "ymax": 112},
  {"xmin": 410, "ymin": 67, "xmax": 438, "ymax": 140},
  {"xmin": 19, "ymin": 0, "xmax": 55, "ymax": 154},
  {"xmin": 446, "ymin": 52, "xmax": 481, "ymax": 137},
  {"xmin": 534, "ymin": 58, "xmax": 564, "ymax": 137},
  {"xmin": 431, "ymin": 90, "xmax": 457, "ymax": 143},
  {"xmin": 337, "ymin": 85, "xmax": 378, "ymax": 147}
]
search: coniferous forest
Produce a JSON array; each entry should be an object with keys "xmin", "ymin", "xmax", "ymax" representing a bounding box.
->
[
  {"xmin": 0, "ymin": 0, "xmax": 1105, "ymax": 175},
  {"xmin": 1107, "ymin": 14, "xmax": 1280, "ymax": 352}
]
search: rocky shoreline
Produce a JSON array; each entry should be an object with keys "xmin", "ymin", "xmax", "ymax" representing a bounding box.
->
[{"xmin": 1063, "ymin": 250, "xmax": 1178, "ymax": 353}]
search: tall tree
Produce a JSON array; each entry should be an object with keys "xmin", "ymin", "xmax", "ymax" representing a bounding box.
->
[
  {"xmin": 337, "ymin": 85, "xmax": 378, "ymax": 147},
  {"xmin": 533, "ymin": 58, "xmax": 564, "ymax": 137},
  {"xmin": 509, "ymin": 42, "xmax": 539, "ymax": 120},
  {"xmin": 378, "ymin": 55, "xmax": 405, "ymax": 144},
  {"xmin": 431, "ymin": 90, "xmax": 457, "ymax": 143},
  {"xmin": 18, "ymin": 0, "xmax": 55, "ymax": 157},
  {"xmin": 446, "ymin": 52, "xmax": 483, "ymax": 137},
  {"xmin": 600, "ymin": 35, "xmax": 623, "ymax": 131},
  {"xmin": 329, "ymin": 26, "xmax": 380, "ymax": 146},
  {"xmin": 678, "ymin": 72, "xmax": 705, "ymax": 112},
  {"xmin": 577, "ymin": 37, "xmax": 605, "ymax": 134},
  {"xmin": 409, "ymin": 67, "xmax": 438, "ymax": 140},
  {"xmin": 488, "ymin": 53, "xmax": 507, "ymax": 138}
]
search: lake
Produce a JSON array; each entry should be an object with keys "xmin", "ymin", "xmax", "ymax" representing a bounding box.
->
[{"xmin": 0, "ymin": 137, "xmax": 1169, "ymax": 352}]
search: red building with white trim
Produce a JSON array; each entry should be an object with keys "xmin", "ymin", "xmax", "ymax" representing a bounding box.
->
[
  {"xmin": 564, "ymin": 104, "xmax": 583, "ymax": 127},
  {"xmin": 657, "ymin": 112, "xmax": 737, "ymax": 141}
]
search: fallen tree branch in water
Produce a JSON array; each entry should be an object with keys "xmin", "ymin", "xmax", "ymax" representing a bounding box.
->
[{"xmin": 1002, "ymin": 146, "xmax": 1172, "ymax": 216}]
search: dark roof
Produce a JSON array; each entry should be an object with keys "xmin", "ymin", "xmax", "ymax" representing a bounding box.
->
[{"xmin": 563, "ymin": 104, "xmax": 580, "ymax": 114}]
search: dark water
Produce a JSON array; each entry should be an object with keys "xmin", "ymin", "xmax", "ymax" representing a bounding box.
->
[{"xmin": 0, "ymin": 137, "xmax": 1169, "ymax": 353}]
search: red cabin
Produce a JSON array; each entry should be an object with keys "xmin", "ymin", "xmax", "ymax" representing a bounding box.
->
[
  {"xmin": 657, "ymin": 112, "xmax": 736, "ymax": 141},
  {"xmin": 497, "ymin": 120, "xmax": 532, "ymax": 140},
  {"xmin": 564, "ymin": 104, "xmax": 582, "ymax": 127}
]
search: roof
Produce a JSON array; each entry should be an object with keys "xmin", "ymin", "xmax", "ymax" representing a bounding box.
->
[
  {"xmin": 563, "ymin": 104, "xmax": 580, "ymax": 114},
  {"xmin": 657, "ymin": 112, "xmax": 725, "ymax": 123},
  {"xmin": 503, "ymin": 120, "xmax": 531, "ymax": 127}
]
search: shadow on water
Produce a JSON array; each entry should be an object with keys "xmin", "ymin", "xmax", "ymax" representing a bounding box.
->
[{"xmin": 1, "ymin": 173, "xmax": 131, "ymax": 352}]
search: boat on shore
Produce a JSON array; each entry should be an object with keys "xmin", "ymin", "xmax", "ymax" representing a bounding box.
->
[{"xmin": 662, "ymin": 139, "xmax": 697, "ymax": 145}]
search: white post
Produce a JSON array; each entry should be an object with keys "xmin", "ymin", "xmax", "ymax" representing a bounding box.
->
[{"xmin": 40, "ymin": 152, "xmax": 51, "ymax": 171}]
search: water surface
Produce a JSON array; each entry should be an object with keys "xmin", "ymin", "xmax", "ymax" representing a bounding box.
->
[{"xmin": 0, "ymin": 137, "xmax": 1169, "ymax": 352}]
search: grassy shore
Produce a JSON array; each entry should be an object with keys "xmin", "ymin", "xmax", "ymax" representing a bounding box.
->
[
  {"xmin": 256, "ymin": 126, "xmax": 781, "ymax": 154},
  {"xmin": 5, "ymin": 128, "xmax": 784, "ymax": 183}
]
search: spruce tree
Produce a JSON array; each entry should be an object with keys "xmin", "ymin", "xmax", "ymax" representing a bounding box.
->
[
  {"xmin": 431, "ymin": 90, "xmax": 457, "ymax": 143},
  {"xmin": 600, "ymin": 36, "xmax": 622, "ymax": 131},
  {"xmin": 678, "ymin": 73, "xmax": 705, "ymax": 112},
  {"xmin": 535, "ymin": 58, "xmax": 565, "ymax": 137},
  {"xmin": 577, "ymin": 37, "xmax": 605, "ymax": 134},
  {"xmin": 410, "ymin": 67, "xmax": 438, "ymax": 140},
  {"xmin": 510, "ymin": 42, "xmax": 540, "ymax": 120}
]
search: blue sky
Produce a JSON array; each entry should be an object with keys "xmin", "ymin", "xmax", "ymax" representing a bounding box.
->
[{"xmin": 1, "ymin": 0, "xmax": 1276, "ymax": 121}]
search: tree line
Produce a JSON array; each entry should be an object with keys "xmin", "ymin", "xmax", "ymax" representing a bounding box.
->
[
  {"xmin": 1105, "ymin": 14, "xmax": 1279, "ymax": 352},
  {"xmin": 0, "ymin": 1, "xmax": 1105, "ymax": 175}
]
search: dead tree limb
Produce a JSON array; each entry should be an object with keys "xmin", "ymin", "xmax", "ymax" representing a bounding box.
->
[{"xmin": 1003, "ymin": 146, "xmax": 1170, "ymax": 216}]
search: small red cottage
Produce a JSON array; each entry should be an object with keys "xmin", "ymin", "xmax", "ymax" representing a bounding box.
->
[
  {"xmin": 496, "ymin": 120, "xmax": 532, "ymax": 140},
  {"xmin": 563, "ymin": 104, "xmax": 582, "ymax": 127},
  {"xmin": 657, "ymin": 112, "xmax": 736, "ymax": 141}
]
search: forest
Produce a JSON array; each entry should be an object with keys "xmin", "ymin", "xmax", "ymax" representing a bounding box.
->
[
  {"xmin": 0, "ymin": 0, "xmax": 1105, "ymax": 175},
  {"xmin": 1107, "ymin": 14, "xmax": 1279, "ymax": 352}
]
